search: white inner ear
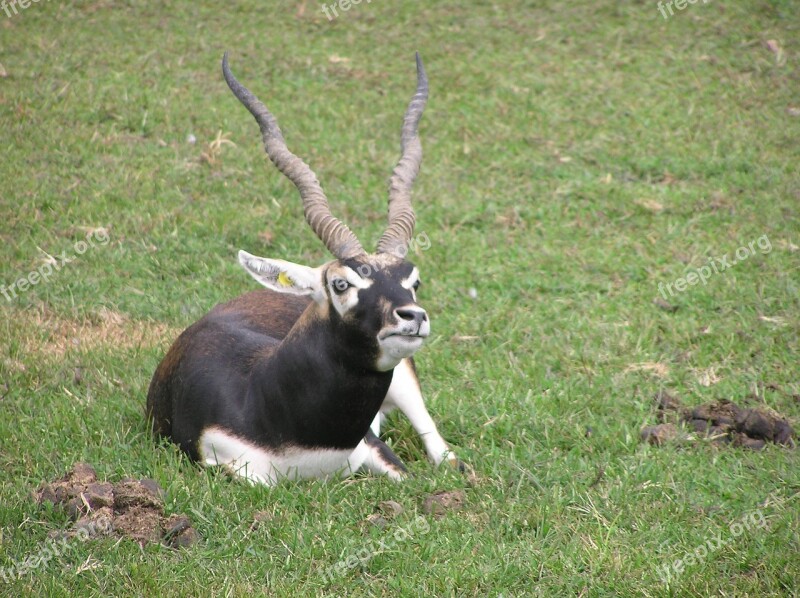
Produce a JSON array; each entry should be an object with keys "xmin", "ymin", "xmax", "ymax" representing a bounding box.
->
[{"xmin": 238, "ymin": 250, "xmax": 323, "ymax": 301}]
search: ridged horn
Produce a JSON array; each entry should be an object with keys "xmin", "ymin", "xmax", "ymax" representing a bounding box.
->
[
  {"xmin": 222, "ymin": 52, "xmax": 365, "ymax": 260},
  {"xmin": 377, "ymin": 52, "xmax": 428, "ymax": 256}
]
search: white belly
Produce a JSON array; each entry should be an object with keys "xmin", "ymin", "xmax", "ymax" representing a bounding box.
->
[{"xmin": 198, "ymin": 426, "xmax": 363, "ymax": 485}]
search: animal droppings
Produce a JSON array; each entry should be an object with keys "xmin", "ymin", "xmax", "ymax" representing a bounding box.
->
[{"xmin": 35, "ymin": 463, "xmax": 199, "ymax": 548}]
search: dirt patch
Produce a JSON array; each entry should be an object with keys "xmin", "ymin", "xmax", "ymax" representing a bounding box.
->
[
  {"xmin": 3, "ymin": 304, "xmax": 180, "ymax": 359},
  {"xmin": 624, "ymin": 362, "xmax": 670, "ymax": 379},
  {"xmin": 640, "ymin": 423, "xmax": 681, "ymax": 446},
  {"xmin": 422, "ymin": 490, "xmax": 466, "ymax": 519},
  {"xmin": 363, "ymin": 500, "xmax": 407, "ymax": 530},
  {"xmin": 641, "ymin": 392, "xmax": 795, "ymax": 450},
  {"xmin": 36, "ymin": 463, "xmax": 198, "ymax": 548}
]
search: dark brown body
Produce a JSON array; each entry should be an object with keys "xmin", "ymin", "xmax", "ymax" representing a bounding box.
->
[
  {"xmin": 147, "ymin": 290, "xmax": 307, "ymax": 441},
  {"xmin": 146, "ymin": 277, "xmax": 407, "ymax": 463}
]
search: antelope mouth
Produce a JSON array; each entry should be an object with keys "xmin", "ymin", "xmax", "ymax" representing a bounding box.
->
[
  {"xmin": 375, "ymin": 331, "xmax": 428, "ymax": 371},
  {"xmin": 380, "ymin": 331, "xmax": 429, "ymax": 341}
]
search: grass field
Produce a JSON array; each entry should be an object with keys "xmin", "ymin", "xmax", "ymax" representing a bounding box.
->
[{"xmin": 1, "ymin": 0, "xmax": 799, "ymax": 596}]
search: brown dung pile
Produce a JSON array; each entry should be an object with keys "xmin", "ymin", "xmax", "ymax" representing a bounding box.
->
[
  {"xmin": 36, "ymin": 463, "xmax": 198, "ymax": 548},
  {"xmin": 641, "ymin": 392, "xmax": 795, "ymax": 450}
]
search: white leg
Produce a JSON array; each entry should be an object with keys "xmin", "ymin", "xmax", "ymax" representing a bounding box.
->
[{"xmin": 382, "ymin": 359, "xmax": 459, "ymax": 467}]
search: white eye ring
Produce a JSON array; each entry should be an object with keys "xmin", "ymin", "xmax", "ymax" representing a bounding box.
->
[{"xmin": 332, "ymin": 278, "xmax": 350, "ymax": 294}]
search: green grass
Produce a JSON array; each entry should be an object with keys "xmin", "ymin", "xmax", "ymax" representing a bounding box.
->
[{"xmin": 1, "ymin": 0, "xmax": 799, "ymax": 595}]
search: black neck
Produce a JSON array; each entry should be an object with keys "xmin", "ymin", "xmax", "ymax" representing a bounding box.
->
[{"xmin": 247, "ymin": 306, "xmax": 392, "ymax": 449}]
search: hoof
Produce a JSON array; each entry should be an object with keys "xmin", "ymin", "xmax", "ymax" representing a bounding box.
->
[{"xmin": 444, "ymin": 455, "xmax": 467, "ymax": 474}]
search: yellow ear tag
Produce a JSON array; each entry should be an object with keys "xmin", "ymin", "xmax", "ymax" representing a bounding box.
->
[{"xmin": 277, "ymin": 271, "xmax": 293, "ymax": 287}]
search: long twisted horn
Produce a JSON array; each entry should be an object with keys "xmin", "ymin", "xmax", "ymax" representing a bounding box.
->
[
  {"xmin": 222, "ymin": 53, "xmax": 365, "ymax": 260},
  {"xmin": 377, "ymin": 52, "xmax": 428, "ymax": 256}
]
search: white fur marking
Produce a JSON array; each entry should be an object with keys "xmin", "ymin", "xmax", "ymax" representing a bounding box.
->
[
  {"xmin": 401, "ymin": 267, "xmax": 420, "ymax": 301},
  {"xmin": 370, "ymin": 412, "xmax": 383, "ymax": 436},
  {"xmin": 199, "ymin": 427, "xmax": 364, "ymax": 486},
  {"xmin": 376, "ymin": 335, "xmax": 425, "ymax": 371},
  {"xmin": 329, "ymin": 266, "xmax": 373, "ymax": 316},
  {"xmin": 400, "ymin": 267, "xmax": 420, "ymax": 290}
]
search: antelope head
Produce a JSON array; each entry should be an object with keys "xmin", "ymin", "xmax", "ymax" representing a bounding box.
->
[{"xmin": 223, "ymin": 52, "xmax": 431, "ymax": 372}]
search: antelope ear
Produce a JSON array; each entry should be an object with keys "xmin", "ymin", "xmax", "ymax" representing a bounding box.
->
[{"xmin": 238, "ymin": 251, "xmax": 323, "ymax": 301}]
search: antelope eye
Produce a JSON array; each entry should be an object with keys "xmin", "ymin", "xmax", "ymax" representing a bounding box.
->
[
  {"xmin": 332, "ymin": 278, "xmax": 350, "ymax": 294},
  {"xmin": 412, "ymin": 280, "xmax": 421, "ymax": 291}
]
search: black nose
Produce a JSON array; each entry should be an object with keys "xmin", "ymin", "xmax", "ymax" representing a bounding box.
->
[{"xmin": 394, "ymin": 307, "xmax": 428, "ymax": 325}]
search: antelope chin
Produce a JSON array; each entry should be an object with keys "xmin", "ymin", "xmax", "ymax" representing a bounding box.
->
[{"xmin": 375, "ymin": 334, "xmax": 427, "ymax": 371}]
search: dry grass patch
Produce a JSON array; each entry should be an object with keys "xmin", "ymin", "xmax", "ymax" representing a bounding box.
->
[{"xmin": 1, "ymin": 304, "xmax": 181, "ymax": 363}]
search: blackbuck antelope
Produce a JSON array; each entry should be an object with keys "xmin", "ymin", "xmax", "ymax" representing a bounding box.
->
[{"xmin": 146, "ymin": 52, "xmax": 460, "ymax": 485}]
